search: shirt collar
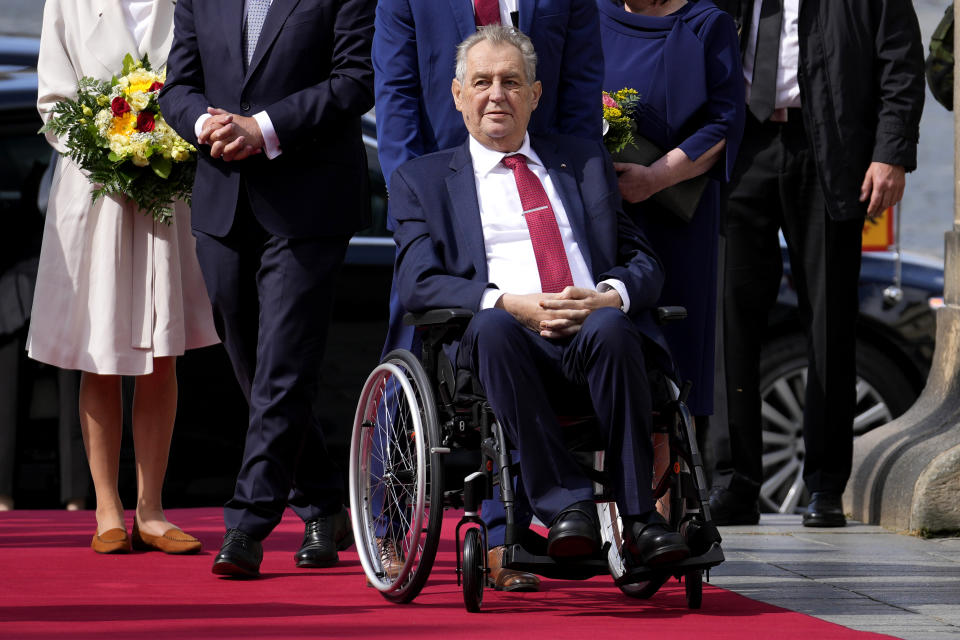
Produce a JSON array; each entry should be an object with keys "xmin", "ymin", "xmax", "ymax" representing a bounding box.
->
[{"xmin": 468, "ymin": 133, "xmax": 543, "ymax": 177}]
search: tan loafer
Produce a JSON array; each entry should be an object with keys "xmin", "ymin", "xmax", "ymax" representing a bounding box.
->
[
  {"xmin": 487, "ymin": 545, "xmax": 540, "ymax": 592},
  {"xmin": 365, "ymin": 537, "xmax": 404, "ymax": 587},
  {"xmin": 132, "ymin": 521, "xmax": 202, "ymax": 554},
  {"xmin": 91, "ymin": 528, "xmax": 132, "ymax": 554}
]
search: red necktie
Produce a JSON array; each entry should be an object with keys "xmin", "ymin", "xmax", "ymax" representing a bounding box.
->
[
  {"xmin": 475, "ymin": 0, "xmax": 500, "ymax": 26},
  {"xmin": 502, "ymin": 155, "xmax": 575, "ymax": 294}
]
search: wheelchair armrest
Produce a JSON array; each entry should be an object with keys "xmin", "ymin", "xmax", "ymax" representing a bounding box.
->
[
  {"xmin": 403, "ymin": 308, "xmax": 475, "ymax": 327},
  {"xmin": 656, "ymin": 306, "xmax": 687, "ymax": 324}
]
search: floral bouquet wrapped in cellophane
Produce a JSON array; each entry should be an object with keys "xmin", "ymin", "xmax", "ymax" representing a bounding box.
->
[
  {"xmin": 41, "ymin": 53, "xmax": 196, "ymax": 224},
  {"xmin": 602, "ymin": 87, "xmax": 640, "ymax": 154}
]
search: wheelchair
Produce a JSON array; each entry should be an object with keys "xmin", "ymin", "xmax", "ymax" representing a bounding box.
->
[{"xmin": 348, "ymin": 307, "xmax": 723, "ymax": 612}]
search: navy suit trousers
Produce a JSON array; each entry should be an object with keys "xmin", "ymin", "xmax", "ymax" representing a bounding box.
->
[
  {"xmin": 194, "ymin": 194, "xmax": 350, "ymax": 540},
  {"xmin": 456, "ymin": 307, "xmax": 656, "ymax": 525}
]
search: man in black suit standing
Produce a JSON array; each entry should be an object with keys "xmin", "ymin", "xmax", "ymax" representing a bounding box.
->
[
  {"xmin": 160, "ymin": 0, "xmax": 375, "ymax": 576},
  {"xmin": 710, "ymin": 0, "xmax": 924, "ymax": 526}
]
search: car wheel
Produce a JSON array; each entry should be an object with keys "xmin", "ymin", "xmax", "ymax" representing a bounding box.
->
[{"xmin": 757, "ymin": 335, "xmax": 917, "ymax": 514}]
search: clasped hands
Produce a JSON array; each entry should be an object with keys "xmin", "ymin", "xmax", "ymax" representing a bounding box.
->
[
  {"xmin": 198, "ymin": 107, "xmax": 264, "ymax": 162},
  {"xmin": 497, "ymin": 286, "xmax": 623, "ymax": 339}
]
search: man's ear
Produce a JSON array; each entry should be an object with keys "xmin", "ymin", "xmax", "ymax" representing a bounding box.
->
[
  {"xmin": 452, "ymin": 78, "xmax": 464, "ymax": 113},
  {"xmin": 530, "ymin": 80, "xmax": 542, "ymax": 111}
]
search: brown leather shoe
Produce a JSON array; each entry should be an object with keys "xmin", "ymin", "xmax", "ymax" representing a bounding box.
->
[
  {"xmin": 132, "ymin": 521, "xmax": 202, "ymax": 554},
  {"xmin": 91, "ymin": 528, "xmax": 132, "ymax": 554},
  {"xmin": 487, "ymin": 545, "xmax": 540, "ymax": 592},
  {"xmin": 365, "ymin": 538, "xmax": 403, "ymax": 587}
]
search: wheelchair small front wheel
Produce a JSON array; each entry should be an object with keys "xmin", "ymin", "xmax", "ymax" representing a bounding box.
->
[
  {"xmin": 685, "ymin": 570, "xmax": 703, "ymax": 609},
  {"xmin": 462, "ymin": 527, "xmax": 485, "ymax": 613}
]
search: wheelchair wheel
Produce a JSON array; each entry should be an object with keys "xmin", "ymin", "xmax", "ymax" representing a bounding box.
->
[
  {"xmin": 685, "ymin": 570, "xmax": 703, "ymax": 609},
  {"xmin": 462, "ymin": 527, "xmax": 485, "ymax": 613},
  {"xmin": 349, "ymin": 349, "xmax": 444, "ymax": 603}
]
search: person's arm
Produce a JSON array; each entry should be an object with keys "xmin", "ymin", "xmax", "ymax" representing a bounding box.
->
[
  {"xmin": 264, "ymin": 0, "xmax": 376, "ymax": 148},
  {"xmin": 373, "ymin": 0, "xmax": 426, "ymax": 190},
  {"xmin": 158, "ymin": 0, "xmax": 214, "ymax": 148},
  {"xmin": 859, "ymin": 0, "xmax": 926, "ymax": 217},
  {"xmin": 553, "ymin": 0, "xmax": 604, "ymax": 141},
  {"xmin": 36, "ymin": 0, "xmax": 76, "ymax": 154},
  {"xmin": 392, "ymin": 167, "xmax": 496, "ymax": 313},
  {"xmin": 614, "ymin": 12, "xmax": 745, "ymax": 203}
]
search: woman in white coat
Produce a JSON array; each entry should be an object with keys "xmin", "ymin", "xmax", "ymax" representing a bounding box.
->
[{"xmin": 30, "ymin": 0, "xmax": 219, "ymax": 554}]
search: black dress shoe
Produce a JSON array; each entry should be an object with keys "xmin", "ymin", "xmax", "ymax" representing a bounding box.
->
[
  {"xmin": 295, "ymin": 506, "xmax": 355, "ymax": 568},
  {"xmin": 803, "ymin": 491, "xmax": 846, "ymax": 527},
  {"xmin": 708, "ymin": 486, "xmax": 760, "ymax": 526},
  {"xmin": 622, "ymin": 517, "xmax": 690, "ymax": 568},
  {"xmin": 212, "ymin": 529, "xmax": 263, "ymax": 578},
  {"xmin": 547, "ymin": 501, "xmax": 600, "ymax": 559}
]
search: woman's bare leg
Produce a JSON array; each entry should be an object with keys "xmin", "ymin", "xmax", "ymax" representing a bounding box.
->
[
  {"xmin": 79, "ymin": 372, "xmax": 124, "ymax": 533},
  {"xmin": 132, "ymin": 356, "xmax": 178, "ymax": 536}
]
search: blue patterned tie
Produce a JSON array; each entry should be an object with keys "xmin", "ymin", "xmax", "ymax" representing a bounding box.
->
[{"xmin": 244, "ymin": 0, "xmax": 273, "ymax": 69}]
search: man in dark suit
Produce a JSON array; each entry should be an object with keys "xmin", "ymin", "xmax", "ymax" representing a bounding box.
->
[
  {"xmin": 373, "ymin": 0, "xmax": 603, "ymax": 592},
  {"xmin": 159, "ymin": 0, "xmax": 375, "ymax": 577},
  {"xmin": 392, "ymin": 25, "xmax": 689, "ymax": 569},
  {"xmin": 709, "ymin": 0, "xmax": 924, "ymax": 526}
]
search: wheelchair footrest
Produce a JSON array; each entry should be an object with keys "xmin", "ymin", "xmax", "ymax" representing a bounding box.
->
[
  {"xmin": 502, "ymin": 543, "xmax": 610, "ymax": 581},
  {"xmin": 614, "ymin": 543, "xmax": 725, "ymax": 587}
]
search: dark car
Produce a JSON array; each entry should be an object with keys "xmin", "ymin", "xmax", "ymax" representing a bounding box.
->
[{"xmin": 1, "ymin": 37, "xmax": 945, "ymax": 512}]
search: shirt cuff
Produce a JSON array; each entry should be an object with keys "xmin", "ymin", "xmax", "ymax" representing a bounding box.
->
[
  {"xmin": 255, "ymin": 111, "xmax": 281, "ymax": 159},
  {"xmin": 194, "ymin": 112, "xmax": 212, "ymax": 139},
  {"xmin": 598, "ymin": 279, "xmax": 629, "ymax": 313},
  {"xmin": 480, "ymin": 287, "xmax": 503, "ymax": 310}
]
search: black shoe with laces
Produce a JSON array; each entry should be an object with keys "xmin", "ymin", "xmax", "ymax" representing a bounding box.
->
[
  {"xmin": 802, "ymin": 491, "xmax": 846, "ymax": 527},
  {"xmin": 295, "ymin": 505, "xmax": 355, "ymax": 568},
  {"xmin": 212, "ymin": 528, "xmax": 263, "ymax": 578},
  {"xmin": 708, "ymin": 486, "xmax": 760, "ymax": 526}
]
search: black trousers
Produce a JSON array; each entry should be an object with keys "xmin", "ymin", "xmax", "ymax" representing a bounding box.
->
[
  {"xmin": 194, "ymin": 193, "xmax": 350, "ymax": 540},
  {"xmin": 719, "ymin": 112, "xmax": 863, "ymax": 498}
]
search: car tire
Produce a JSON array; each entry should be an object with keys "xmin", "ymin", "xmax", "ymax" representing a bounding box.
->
[{"xmin": 757, "ymin": 335, "xmax": 917, "ymax": 514}]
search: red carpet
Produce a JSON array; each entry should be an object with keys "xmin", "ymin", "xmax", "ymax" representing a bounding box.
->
[{"xmin": 0, "ymin": 508, "xmax": 893, "ymax": 639}]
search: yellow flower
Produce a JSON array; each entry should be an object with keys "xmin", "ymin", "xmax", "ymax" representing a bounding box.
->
[
  {"xmin": 128, "ymin": 92, "xmax": 150, "ymax": 111},
  {"xmin": 110, "ymin": 112, "xmax": 137, "ymax": 137},
  {"xmin": 82, "ymin": 105, "xmax": 93, "ymax": 116}
]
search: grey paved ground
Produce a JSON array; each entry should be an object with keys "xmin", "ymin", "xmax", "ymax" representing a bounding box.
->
[{"xmin": 711, "ymin": 514, "xmax": 960, "ymax": 639}]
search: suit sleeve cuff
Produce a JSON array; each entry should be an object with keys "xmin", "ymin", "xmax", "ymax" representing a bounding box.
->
[
  {"xmin": 194, "ymin": 112, "xmax": 212, "ymax": 139},
  {"xmin": 598, "ymin": 279, "xmax": 629, "ymax": 313},
  {"xmin": 254, "ymin": 111, "xmax": 282, "ymax": 159},
  {"xmin": 480, "ymin": 287, "xmax": 503, "ymax": 311}
]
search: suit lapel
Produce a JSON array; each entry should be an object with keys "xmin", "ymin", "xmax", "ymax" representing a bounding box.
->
[
  {"xmin": 446, "ymin": 143, "xmax": 489, "ymax": 282},
  {"xmin": 221, "ymin": 0, "xmax": 246, "ymax": 77},
  {"xmin": 245, "ymin": 0, "xmax": 301, "ymax": 85},
  {"xmin": 517, "ymin": 0, "xmax": 534, "ymax": 34},
  {"xmin": 531, "ymin": 137, "xmax": 594, "ymax": 276},
  {"xmin": 86, "ymin": 1, "xmax": 141, "ymax": 76},
  {"xmin": 448, "ymin": 0, "xmax": 479, "ymax": 42}
]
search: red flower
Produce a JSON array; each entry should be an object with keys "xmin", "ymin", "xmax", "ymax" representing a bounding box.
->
[
  {"xmin": 136, "ymin": 111, "xmax": 156, "ymax": 132},
  {"xmin": 148, "ymin": 81, "xmax": 164, "ymax": 92},
  {"xmin": 602, "ymin": 93, "xmax": 619, "ymax": 109},
  {"xmin": 111, "ymin": 96, "xmax": 131, "ymax": 117}
]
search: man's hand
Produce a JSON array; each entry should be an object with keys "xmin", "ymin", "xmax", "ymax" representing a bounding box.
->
[
  {"xmin": 860, "ymin": 162, "xmax": 905, "ymax": 219},
  {"xmin": 498, "ymin": 287, "xmax": 623, "ymax": 339},
  {"xmin": 613, "ymin": 162, "xmax": 663, "ymax": 204},
  {"xmin": 204, "ymin": 107, "xmax": 264, "ymax": 162}
]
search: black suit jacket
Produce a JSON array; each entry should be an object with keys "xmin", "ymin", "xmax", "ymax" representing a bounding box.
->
[
  {"xmin": 160, "ymin": 0, "xmax": 375, "ymax": 237},
  {"xmin": 715, "ymin": 0, "xmax": 925, "ymax": 220}
]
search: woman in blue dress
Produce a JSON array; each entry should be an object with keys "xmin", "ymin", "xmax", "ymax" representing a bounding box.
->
[{"xmin": 598, "ymin": 0, "xmax": 744, "ymax": 419}]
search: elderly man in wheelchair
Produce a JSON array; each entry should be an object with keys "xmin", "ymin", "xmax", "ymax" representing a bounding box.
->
[{"xmin": 349, "ymin": 25, "xmax": 722, "ymax": 611}]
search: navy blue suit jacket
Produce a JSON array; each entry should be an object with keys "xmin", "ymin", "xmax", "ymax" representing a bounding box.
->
[
  {"xmin": 372, "ymin": 0, "xmax": 603, "ymax": 190},
  {"xmin": 392, "ymin": 133, "xmax": 672, "ymax": 364},
  {"xmin": 160, "ymin": 0, "xmax": 375, "ymax": 238}
]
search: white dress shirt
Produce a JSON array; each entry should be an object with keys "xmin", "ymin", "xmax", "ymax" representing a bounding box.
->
[
  {"xmin": 470, "ymin": 134, "xmax": 630, "ymax": 312},
  {"xmin": 742, "ymin": 0, "xmax": 802, "ymax": 110}
]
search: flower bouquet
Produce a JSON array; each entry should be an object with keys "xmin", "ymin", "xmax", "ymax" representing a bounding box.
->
[
  {"xmin": 41, "ymin": 53, "xmax": 196, "ymax": 224},
  {"xmin": 602, "ymin": 87, "xmax": 705, "ymax": 223}
]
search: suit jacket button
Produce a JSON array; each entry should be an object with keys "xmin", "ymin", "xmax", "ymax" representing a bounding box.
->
[{"xmin": 240, "ymin": 102, "xmax": 251, "ymax": 111}]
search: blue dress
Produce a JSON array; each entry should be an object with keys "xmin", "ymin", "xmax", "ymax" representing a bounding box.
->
[{"xmin": 598, "ymin": 0, "xmax": 744, "ymax": 414}]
